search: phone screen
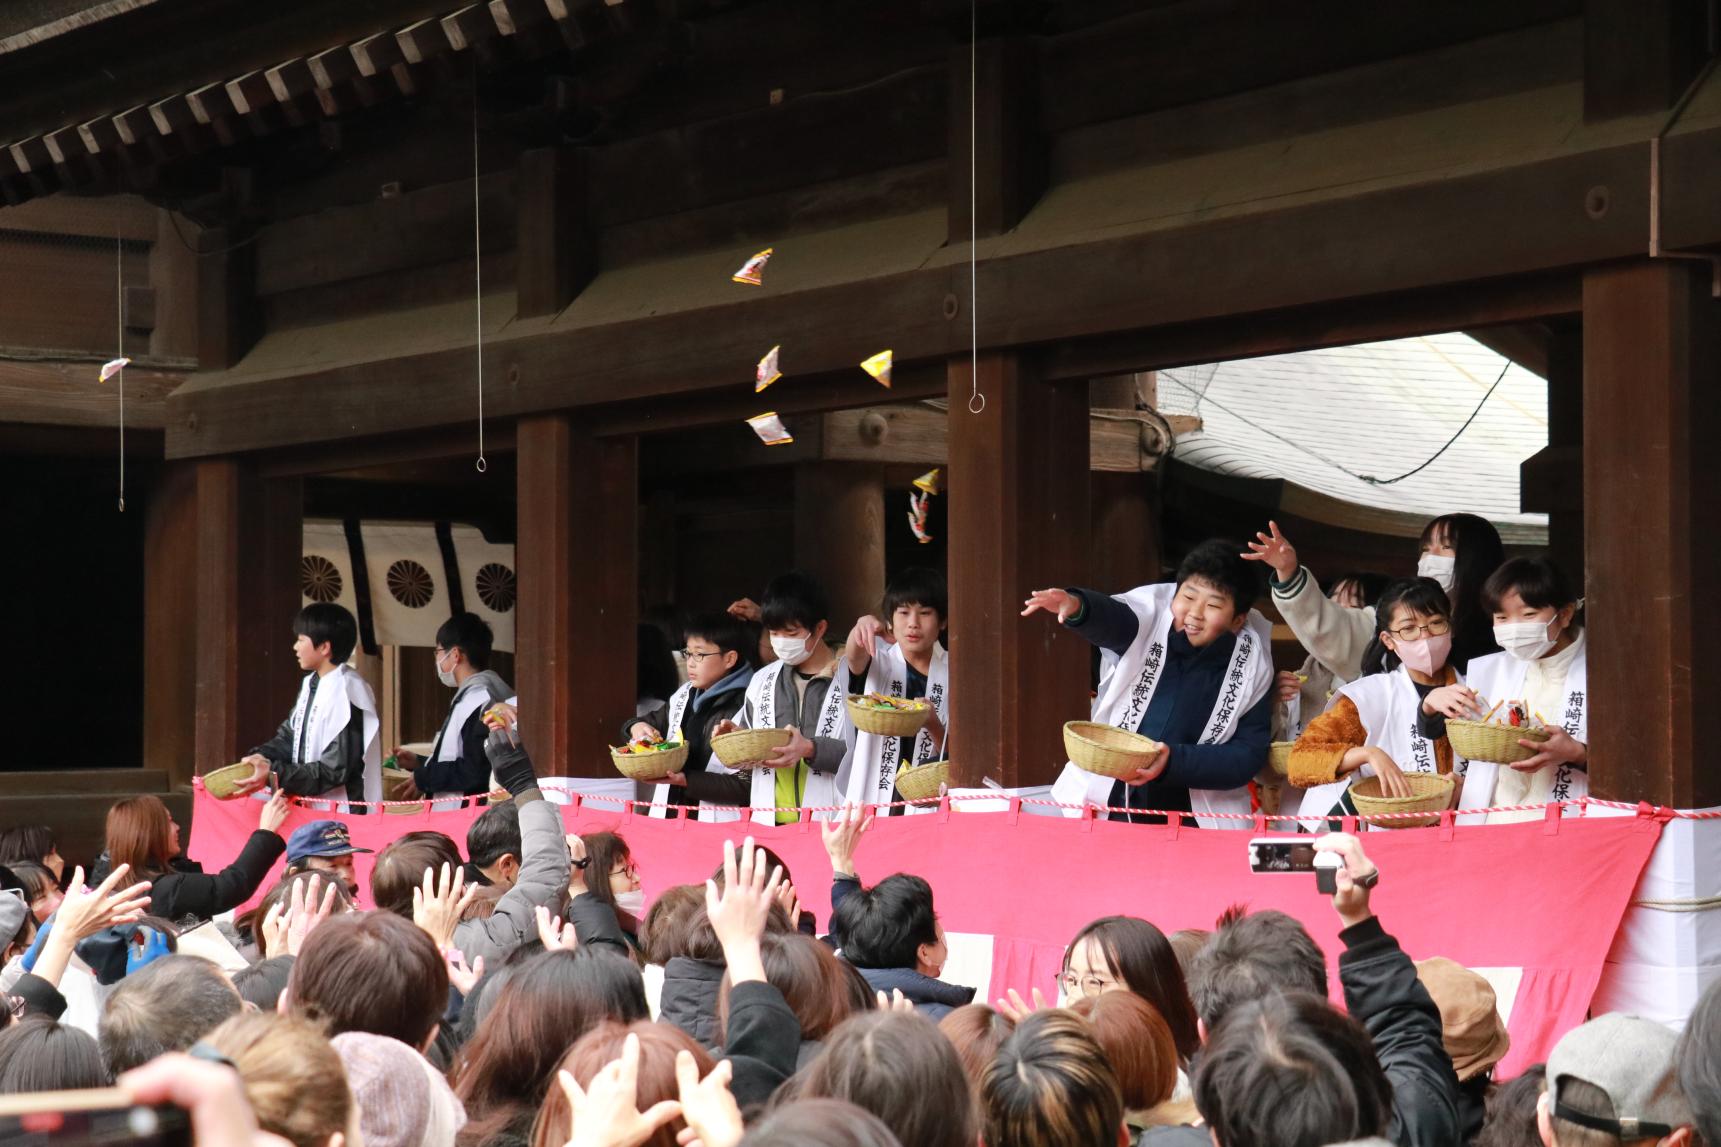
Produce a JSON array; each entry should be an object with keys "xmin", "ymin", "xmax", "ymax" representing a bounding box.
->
[{"xmin": 0, "ymin": 1091, "xmax": 189, "ymax": 1147}]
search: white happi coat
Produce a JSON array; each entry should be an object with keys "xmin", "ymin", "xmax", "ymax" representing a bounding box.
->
[
  {"xmin": 1457, "ymin": 634, "xmax": 1588, "ymax": 824},
  {"xmin": 843, "ymin": 638, "xmax": 949, "ymax": 815},
  {"xmin": 711, "ymin": 660, "xmax": 852, "ymax": 825},
  {"xmin": 288, "ymin": 664, "xmax": 383, "ymax": 804},
  {"xmin": 648, "ymin": 681, "xmax": 742, "ymax": 824},
  {"xmin": 1050, "ymin": 583, "xmax": 1274, "ymax": 829}
]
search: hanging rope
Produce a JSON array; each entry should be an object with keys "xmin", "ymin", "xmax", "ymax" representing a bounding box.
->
[
  {"xmin": 966, "ymin": 0, "xmax": 985, "ymax": 415},
  {"xmin": 472, "ymin": 75, "xmax": 488, "ymax": 474}
]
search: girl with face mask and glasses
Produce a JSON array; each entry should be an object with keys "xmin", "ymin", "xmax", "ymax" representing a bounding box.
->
[
  {"xmin": 1286, "ymin": 578, "xmax": 1473, "ymax": 824},
  {"xmin": 1455, "ymin": 557, "xmax": 1587, "ymax": 824}
]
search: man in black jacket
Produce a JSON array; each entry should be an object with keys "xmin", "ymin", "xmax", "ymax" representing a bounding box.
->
[{"xmin": 1191, "ymin": 833, "xmax": 1461, "ymax": 1147}]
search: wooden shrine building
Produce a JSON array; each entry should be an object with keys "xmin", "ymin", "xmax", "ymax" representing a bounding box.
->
[{"xmin": 1, "ymin": 0, "xmax": 1718, "ymax": 853}]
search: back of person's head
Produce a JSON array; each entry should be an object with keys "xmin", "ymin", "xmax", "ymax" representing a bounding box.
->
[
  {"xmin": 206, "ymin": 1013, "xmax": 354, "ymax": 1147},
  {"xmin": 531, "ymin": 1021, "xmax": 713, "ymax": 1147},
  {"xmin": 981, "ymin": 1010, "xmax": 1124, "ymax": 1147},
  {"xmin": 832, "ymin": 874, "xmax": 938, "ymax": 970},
  {"xmin": 455, "ymin": 949, "xmax": 648, "ymax": 1141},
  {"xmin": 1678, "ymin": 979, "xmax": 1721, "ymax": 1147},
  {"xmin": 1187, "ymin": 908, "xmax": 1326, "ymax": 1033},
  {"xmin": 1070, "ymin": 991, "xmax": 1179, "ymax": 1112},
  {"xmin": 1168, "ymin": 928, "xmax": 1209, "ymax": 979},
  {"xmin": 636, "ymin": 623, "xmax": 679, "ymax": 704},
  {"xmin": 1063, "ymin": 915, "xmax": 1200, "ymax": 1061},
  {"xmin": 743, "ymin": 1099, "xmax": 906, "ymax": 1147},
  {"xmin": 1361, "ymin": 576, "xmax": 1454, "ymax": 676},
  {"xmin": 99, "ymin": 954, "xmax": 243, "ymax": 1076},
  {"xmin": 333, "ymin": 1031, "xmax": 468, "ymax": 1147},
  {"xmin": 724, "ymin": 931, "xmax": 855, "ymax": 1045},
  {"xmin": 289, "ymin": 911, "xmax": 447, "ymax": 1050},
  {"xmin": 682, "ymin": 612, "xmax": 752, "ymax": 663},
  {"xmin": 295, "ymin": 603, "xmax": 359, "ymax": 665},
  {"xmin": 104, "ymin": 795, "xmax": 174, "ymax": 884},
  {"xmin": 1477, "ymin": 1064, "xmax": 1546, "ymax": 1147},
  {"xmin": 436, "ymin": 612, "xmax": 495, "ymax": 672},
  {"xmin": 0, "ymin": 825, "xmax": 59, "ymax": 873},
  {"xmin": 0, "ymin": 1017, "xmax": 106, "ymax": 1093},
  {"xmin": 937, "ymin": 1004, "xmax": 1015, "ymax": 1093},
  {"xmin": 372, "ymin": 831, "xmax": 464, "ymax": 917},
  {"xmin": 467, "ymin": 801, "xmax": 522, "ymax": 871},
  {"xmin": 800, "ymin": 1011, "xmax": 974, "ymax": 1147},
  {"xmin": 1544, "ymin": 1014, "xmax": 1693, "ymax": 1147},
  {"xmin": 1195, "ymin": 991, "xmax": 1392, "ymax": 1147},
  {"xmin": 639, "ymin": 884, "xmax": 707, "ymax": 965},
  {"xmin": 1176, "ymin": 539, "xmax": 1264, "ymax": 614},
  {"xmin": 232, "ymin": 954, "xmax": 297, "ymax": 1012},
  {"xmin": 761, "ymin": 571, "xmax": 831, "ymax": 631},
  {"xmin": 881, "ymin": 567, "xmax": 948, "ymax": 622}
]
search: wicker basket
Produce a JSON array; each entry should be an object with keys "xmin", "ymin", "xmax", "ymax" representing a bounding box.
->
[
  {"xmin": 1446, "ymin": 719, "xmax": 1550, "ymax": 765},
  {"xmin": 1266, "ymin": 741, "xmax": 1294, "ymax": 778},
  {"xmin": 895, "ymin": 759, "xmax": 950, "ymax": 802},
  {"xmin": 1349, "ymin": 772, "xmax": 1456, "ymax": 829},
  {"xmin": 712, "ymin": 728, "xmax": 793, "ymax": 768},
  {"xmin": 1063, "ymin": 722, "xmax": 1162, "ymax": 779},
  {"xmin": 846, "ymin": 695, "xmax": 931, "ymax": 737},
  {"xmin": 203, "ymin": 762, "xmax": 258, "ymax": 800},
  {"xmin": 610, "ymin": 741, "xmax": 689, "ymax": 782},
  {"xmin": 381, "ymin": 766, "xmax": 417, "ymax": 801}
]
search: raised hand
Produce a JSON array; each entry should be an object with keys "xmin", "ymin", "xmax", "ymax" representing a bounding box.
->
[
  {"xmin": 1312, "ymin": 832, "xmax": 1379, "ymax": 928},
  {"xmin": 32, "ymin": 864, "xmax": 153, "ymax": 989},
  {"xmin": 412, "ymin": 863, "xmax": 477, "ymax": 949},
  {"xmin": 772, "ymin": 879, "xmax": 802, "ymax": 926},
  {"xmin": 876, "ymin": 988, "xmax": 915, "ymax": 1014},
  {"xmin": 706, "ymin": 838, "xmax": 781, "ymax": 984},
  {"xmin": 845, "ymin": 615, "xmax": 892, "ymax": 674},
  {"xmin": 258, "ymin": 789, "xmax": 292, "ymax": 834},
  {"xmin": 994, "ymin": 987, "xmax": 1047, "ymax": 1022},
  {"xmin": 1020, "ymin": 588, "xmax": 1080, "ymax": 622},
  {"xmin": 674, "ymin": 1052, "xmax": 743, "ymax": 1147},
  {"xmin": 821, "ymin": 802, "xmax": 873, "ymax": 877},
  {"xmin": 536, "ymin": 903, "xmax": 579, "ymax": 951},
  {"xmin": 559, "ymin": 1033, "xmax": 683, "ymax": 1147},
  {"xmin": 285, "ymin": 876, "xmax": 339, "ymax": 955},
  {"xmin": 446, "ymin": 949, "xmax": 485, "ymax": 996},
  {"xmin": 1241, "ymin": 520, "xmax": 1300, "ymax": 583}
]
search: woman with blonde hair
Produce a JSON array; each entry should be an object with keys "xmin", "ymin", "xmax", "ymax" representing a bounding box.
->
[{"xmin": 204, "ymin": 1012, "xmax": 358, "ymax": 1147}]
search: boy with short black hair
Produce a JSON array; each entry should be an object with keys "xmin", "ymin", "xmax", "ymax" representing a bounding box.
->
[
  {"xmin": 1023, "ymin": 539, "xmax": 1273, "ymax": 827},
  {"xmin": 391, "ymin": 612, "xmax": 512, "ymax": 800},
  {"xmin": 843, "ymin": 566, "xmax": 950, "ymax": 811},
  {"xmin": 715, "ymin": 571, "xmax": 854, "ymax": 824},
  {"xmin": 235, "ymin": 603, "xmax": 381, "ymax": 806},
  {"xmin": 626, "ymin": 611, "xmax": 755, "ymax": 822}
]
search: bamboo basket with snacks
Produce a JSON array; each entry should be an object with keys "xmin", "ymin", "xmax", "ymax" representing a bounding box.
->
[
  {"xmin": 609, "ymin": 740, "xmax": 690, "ymax": 782},
  {"xmin": 1445, "ymin": 719, "xmax": 1549, "ymax": 765},
  {"xmin": 1348, "ymin": 772, "xmax": 1455, "ymax": 829},
  {"xmin": 1062, "ymin": 722, "xmax": 1162, "ymax": 779},
  {"xmin": 846, "ymin": 694, "xmax": 932, "ymax": 737},
  {"xmin": 895, "ymin": 759, "xmax": 950, "ymax": 802},
  {"xmin": 712, "ymin": 728, "xmax": 793, "ymax": 768}
]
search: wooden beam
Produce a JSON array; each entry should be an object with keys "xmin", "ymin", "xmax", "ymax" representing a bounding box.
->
[
  {"xmin": 143, "ymin": 462, "xmax": 199, "ymax": 787},
  {"xmin": 949, "ymin": 36, "xmax": 1044, "ymax": 240},
  {"xmin": 1582, "ymin": 260, "xmax": 1721, "ymax": 807},
  {"xmin": 1584, "ymin": 0, "xmax": 1710, "ymax": 121},
  {"xmin": 0, "ymin": 357, "xmax": 181, "ymax": 429},
  {"xmin": 193, "ymin": 460, "xmax": 303, "ymax": 776},
  {"xmin": 946, "ymin": 353, "xmax": 1091, "ymax": 788},
  {"xmin": 793, "ymin": 463, "xmax": 887, "ymax": 632},
  {"xmin": 1519, "ymin": 321, "xmax": 1582, "ymax": 579},
  {"xmin": 195, "ymin": 225, "xmax": 260, "ymax": 370},
  {"xmin": 516, "ymin": 145, "xmax": 594, "ymax": 319}
]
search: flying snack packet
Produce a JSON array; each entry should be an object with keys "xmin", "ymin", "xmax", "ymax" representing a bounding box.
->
[
  {"xmin": 747, "ymin": 411, "xmax": 794, "ymax": 446},
  {"xmin": 912, "ymin": 467, "xmax": 942, "ymax": 495},
  {"xmin": 908, "ymin": 490, "xmax": 932, "ymax": 544},
  {"xmin": 756, "ymin": 345, "xmax": 782, "ymax": 392},
  {"xmin": 861, "ymin": 349, "xmax": 893, "ymax": 388},
  {"xmin": 732, "ymin": 247, "xmax": 773, "ymax": 286},
  {"xmin": 99, "ymin": 356, "xmax": 130, "ymax": 383}
]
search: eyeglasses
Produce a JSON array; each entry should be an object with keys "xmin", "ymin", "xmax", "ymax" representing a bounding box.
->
[
  {"xmin": 610, "ymin": 863, "xmax": 639, "ymax": 880},
  {"xmin": 1057, "ymin": 973, "xmax": 1118, "ymax": 998},
  {"xmin": 1388, "ymin": 618, "xmax": 1451, "ymax": 641},
  {"xmin": 680, "ymin": 650, "xmax": 722, "ymax": 664}
]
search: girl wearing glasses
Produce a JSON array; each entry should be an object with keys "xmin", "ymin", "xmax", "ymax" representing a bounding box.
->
[{"xmin": 1287, "ymin": 578, "xmax": 1475, "ymax": 822}]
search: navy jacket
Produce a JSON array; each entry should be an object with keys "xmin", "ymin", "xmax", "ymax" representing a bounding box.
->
[
  {"xmin": 852, "ymin": 965, "xmax": 976, "ymax": 1020},
  {"xmin": 1068, "ymin": 588, "xmax": 1273, "ymax": 822}
]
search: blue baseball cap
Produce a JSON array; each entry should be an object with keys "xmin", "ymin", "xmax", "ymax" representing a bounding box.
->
[{"xmin": 286, "ymin": 820, "xmax": 374, "ymax": 866}]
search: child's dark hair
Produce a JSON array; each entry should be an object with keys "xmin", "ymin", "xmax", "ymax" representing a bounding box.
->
[
  {"xmin": 1360, "ymin": 577, "xmax": 1451, "ymax": 676},
  {"xmin": 832, "ymin": 874, "xmax": 938, "ymax": 969},
  {"xmin": 761, "ymin": 571, "xmax": 831, "ymax": 632},
  {"xmin": 293, "ymin": 603, "xmax": 358, "ymax": 665},
  {"xmin": 435, "ymin": 612, "xmax": 494, "ymax": 671},
  {"xmin": 881, "ymin": 567, "xmax": 948, "ymax": 622},
  {"xmin": 1480, "ymin": 557, "xmax": 1579, "ymax": 621},
  {"xmin": 1325, "ymin": 571, "xmax": 1390, "ymax": 608},
  {"xmin": 682, "ymin": 612, "xmax": 752, "ymax": 660},
  {"xmin": 1175, "ymin": 540, "xmax": 1263, "ymax": 613},
  {"xmin": 1420, "ymin": 513, "xmax": 1505, "ymax": 661}
]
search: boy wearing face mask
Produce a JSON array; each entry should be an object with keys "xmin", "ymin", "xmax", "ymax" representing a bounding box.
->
[
  {"xmin": 390, "ymin": 612, "xmax": 512, "ymax": 801},
  {"xmin": 1288, "ymin": 577, "xmax": 1474, "ymax": 824},
  {"xmin": 1025, "ymin": 540, "xmax": 1277, "ymax": 828},
  {"xmin": 710, "ymin": 572, "xmax": 855, "ymax": 825},
  {"xmin": 1456, "ymin": 557, "xmax": 1588, "ymax": 824}
]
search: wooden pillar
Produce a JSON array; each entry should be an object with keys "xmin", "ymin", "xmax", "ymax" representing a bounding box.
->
[
  {"xmin": 516, "ymin": 415, "xmax": 638, "ymax": 776},
  {"xmin": 1520, "ymin": 322, "xmax": 1584, "ymax": 579},
  {"xmin": 793, "ymin": 463, "xmax": 887, "ymax": 630},
  {"xmin": 947, "ymin": 352, "xmax": 1091, "ymax": 788},
  {"xmin": 949, "ymin": 36, "xmax": 1044, "ymax": 240},
  {"xmin": 194, "ymin": 222, "xmax": 260, "ymax": 370},
  {"xmin": 144, "ymin": 463, "xmax": 199, "ymax": 788},
  {"xmin": 1583, "ymin": 261, "xmax": 1721, "ymax": 806},
  {"xmin": 1090, "ymin": 373, "xmax": 1163, "ymax": 589},
  {"xmin": 516, "ymin": 145, "xmax": 595, "ymax": 319},
  {"xmin": 193, "ymin": 460, "xmax": 302, "ymax": 775}
]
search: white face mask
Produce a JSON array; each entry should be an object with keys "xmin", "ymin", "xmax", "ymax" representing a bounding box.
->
[
  {"xmin": 770, "ymin": 632, "xmax": 815, "ymax": 667},
  {"xmin": 613, "ymin": 889, "xmax": 646, "ymax": 914},
  {"xmin": 1417, "ymin": 553, "xmax": 1456, "ymax": 593},
  {"xmin": 1495, "ymin": 617, "xmax": 1560, "ymax": 660},
  {"xmin": 435, "ymin": 650, "xmax": 458, "ymax": 689}
]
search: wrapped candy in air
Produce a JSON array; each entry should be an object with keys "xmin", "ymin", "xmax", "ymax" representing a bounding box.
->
[
  {"xmin": 747, "ymin": 411, "xmax": 794, "ymax": 446},
  {"xmin": 861, "ymin": 349, "xmax": 893, "ymax": 388},
  {"xmin": 756, "ymin": 345, "xmax": 782, "ymax": 392},
  {"xmin": 732, "ymin": 247, "xmax": 774, "ymax": 286},
  {"xmin": 908, "ymin": 490, "xmax": 932, "ymax": 544},
  {"xmin": 99, "ymin": 357, "xmax": 130, "ymax": 383},
  {"xmin": 913, "ymin": 468, "xmax": 942, "ymax": 496}
]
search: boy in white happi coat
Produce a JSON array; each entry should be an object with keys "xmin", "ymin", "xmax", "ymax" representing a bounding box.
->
[
  {"xmin": 1024, "ymin": 540, "xmax": 1275, "ymax": 828},
  {"xmin": 626, "ymin": 611, "xmax": 755, "ymax": 822},
  {"xmin": 716, "ymin": 572, "xmax": 854, "ymax": 825},
  {"xmin": 391, "ymin": 612, "xmax": 512, "ymax": 800},
  {"xmin": 841, "ymin": 567, "xmax": 950, "ymax": 815},
  {"xmin": 232, "ymin": 603, "xmax": 382, "ymax": 807}
]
